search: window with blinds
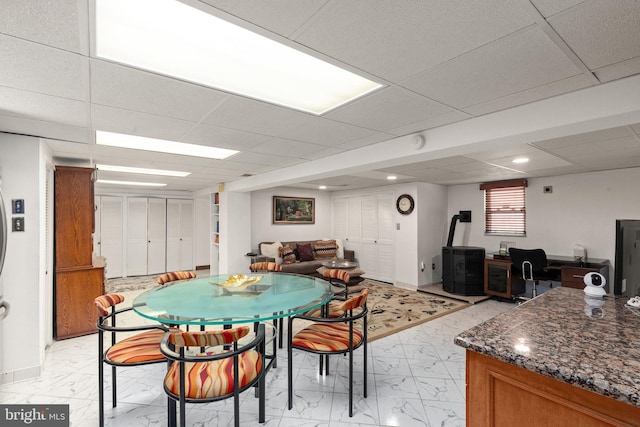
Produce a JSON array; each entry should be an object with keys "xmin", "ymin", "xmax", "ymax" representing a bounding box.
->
[{"xmin": 480, "ymin": 179, "xmax": 527, "ymax": 236}]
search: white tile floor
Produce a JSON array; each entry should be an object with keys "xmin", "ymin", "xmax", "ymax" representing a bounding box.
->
[{"xmin": 0, "ymin": 291, "xmax": 512, "ymax": 426}]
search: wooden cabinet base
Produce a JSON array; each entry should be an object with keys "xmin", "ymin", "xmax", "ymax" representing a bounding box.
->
[
  {"xmin": 55, "ymin": 267, "xmax": 104, "ymax": 339},
  {"xmin": 466, "ymin": 351, "xmax": 640, "ymax": 426}
]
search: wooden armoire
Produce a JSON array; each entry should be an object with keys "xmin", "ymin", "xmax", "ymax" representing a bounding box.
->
[{"xmin": 54, "ymin": 166, "xmax": 105, "ymax": 339}]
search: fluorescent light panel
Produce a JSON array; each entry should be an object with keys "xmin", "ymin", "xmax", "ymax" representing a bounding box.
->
[
  {"xmin": 96, "ymin": 131, "xmax": 238, "ymax": 159},
  {"xmin": 97, "ymin": 179, "xmax": 167, "ymax": 187},
  {"xmin": 96, "ymin": 164, "xmax": 191, "ymax": 177},
  {"xmin": 95, "ymin": 0, "xmax": 382, "ymax": 115}
]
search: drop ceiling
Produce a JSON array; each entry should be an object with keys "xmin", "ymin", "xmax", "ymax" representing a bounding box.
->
[{"xmin": 1, "ymin": 0, "xmax": 639, "ymax": 192}]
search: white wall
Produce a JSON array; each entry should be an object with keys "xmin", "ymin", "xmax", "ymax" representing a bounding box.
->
[
  {"xmin": 447, "ymin": 167, "xmax": 640, "ymax": 266},
  {"xmin": 0, "ymin": 133, "xmax": 47, "ymax": 383},
  {"xmin": 250, "ymin": 187, "xmax": 332, "ymax": 249},
  {"xmin": 418, "ymin": 182, "xmax": 449, "ymax": 285},
  {"xmin": 194, "ymin": 195, "xmax": 210, "ymax": 268}
]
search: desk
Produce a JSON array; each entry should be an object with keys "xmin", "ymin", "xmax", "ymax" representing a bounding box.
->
[
  {"xmin": 485, "ymin": 253, "xmax": 609, "ymax": 299},
  {"xmin": 133, "ymin": 272, "xmax": 333, "ymax": 325}
]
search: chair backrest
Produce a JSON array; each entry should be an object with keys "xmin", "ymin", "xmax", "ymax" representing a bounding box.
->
[
  {"xmin": 94, "ymin": 293, "xmax": 125, "ymax": 317},
  {"xmin": 168, "ymin": 326, "xmax": 251, "ymax": 348},
  {"xmin": 509, "ymin": 248, "xmax": 548, "ymax": 274},
  {"xmin": 339, "ymin": 288, "xmax": 368, "ymax": 312},
  {"xmin": 157, "ymin": 271, "xmax": 196, "ymax": 285},
  {"xmin": 249, "ymin": 262, "xmax": 282, "ymax": 272},
  {"xmin": 322, "ymin": 269, "xmax": 351, "ymax": 284}
]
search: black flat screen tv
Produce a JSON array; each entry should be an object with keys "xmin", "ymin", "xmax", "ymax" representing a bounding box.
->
[{"xmin": 614, "ymin": 219, "xmax": 640, "ymax": 296}]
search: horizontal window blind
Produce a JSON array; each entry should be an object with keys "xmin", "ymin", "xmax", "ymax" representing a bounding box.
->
[{"xmin": 481, "ymin": 180, "xmax": 527, "ymax": 236}]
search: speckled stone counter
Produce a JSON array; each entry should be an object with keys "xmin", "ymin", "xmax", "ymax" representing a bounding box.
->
[{"xmin": 455, "ymin": 287, "xmax": 640, "ymax": 407}]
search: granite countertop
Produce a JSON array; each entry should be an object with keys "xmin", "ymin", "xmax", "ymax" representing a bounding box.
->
[{"xmin": 454, "ymin": 287, "xmax": 640, "ymax": 407}]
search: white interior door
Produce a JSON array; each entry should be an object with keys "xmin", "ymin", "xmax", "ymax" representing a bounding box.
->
[
  {"xmin": 147, "ymin": 198, "xmax": 166, "ymax": 275},
  {"xmin": 179, "ymin": 200, "xmax": 194, "ymax": 270},
  {"xmin": 100, "ymin": 196, "xmax": 123, "ymax": 278},
  {"xmin": 127, "ymin": 197, "xmax": 148, "ymax": 276},
  {"xmin": 166, "ymin": 199, "xmax": 181, "ymax": 272}
]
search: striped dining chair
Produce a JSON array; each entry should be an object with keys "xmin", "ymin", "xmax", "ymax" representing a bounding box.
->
[
  {"xmin": 157, "ymin": 270, "xmax": 196, "ymax": 285},
  {"xmin": 249, "ymin": 262, "xmax": 283, "ymax": 272},
  {"xmin": 287, "ymin": 289, "xmax": 369, "ymax": 417},
  {"xmin": 160, "ymin": 325, "xmax": 267, "ymax": 427},
  {"xmin": 94, "ymin": 294, "xmax": 180, "ymax": 427}
]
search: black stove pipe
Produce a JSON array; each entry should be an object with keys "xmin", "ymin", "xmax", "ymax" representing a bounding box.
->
[{"xmin": 446, "ymin": 214, "xmax": 460, "ymax": 247}]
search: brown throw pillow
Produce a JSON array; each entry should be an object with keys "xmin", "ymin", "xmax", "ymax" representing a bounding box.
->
[
  {"xmin": 279, "ymin": 245, "xmax": 296, "ymax": 264},
  {"xmin": 297, "ymin": 243, "xmax": 315, "ymax": 261},
  {"xmin": 314, "ymin": 240, "xmax": 337, "ymax": 259}
]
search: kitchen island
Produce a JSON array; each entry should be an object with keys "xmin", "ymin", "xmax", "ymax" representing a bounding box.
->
[{"xmin": 455, "ymin": 287, "xmax": 640, "ymax": 426}]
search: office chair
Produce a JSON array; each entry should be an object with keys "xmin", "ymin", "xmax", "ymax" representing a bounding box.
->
[{"xmin": 509, "ymin": 248, "xmax": 558, "ymax": 300}]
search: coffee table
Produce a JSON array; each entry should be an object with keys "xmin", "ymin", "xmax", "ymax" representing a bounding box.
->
[{"xmin": 321, "ymin": 259, "xmax": 358, "ymax": 269}]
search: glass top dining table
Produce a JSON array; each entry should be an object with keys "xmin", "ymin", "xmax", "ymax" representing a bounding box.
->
[{"xmin": 132, "ymin": 272, "xmax": 333, "ymax": 326}]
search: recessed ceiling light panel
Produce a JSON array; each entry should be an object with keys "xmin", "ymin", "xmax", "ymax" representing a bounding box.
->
[
  {"xmin": 96, "ymin": 179, "xmax": 167, "ymax": 187},
  {"xmin": 96, "ymin": 164, "xmax": 191, "ymax": 177},
  {"xmin": 96, "ymin": 131, "xmax": 238, "ymax": 159},
  {"xmin": 95, "ymin": 0, "xmax": 383, "ymax": 115},
  {"xmin": 512, "ymin": 157, "xmax": 529, "ymax": 164}
]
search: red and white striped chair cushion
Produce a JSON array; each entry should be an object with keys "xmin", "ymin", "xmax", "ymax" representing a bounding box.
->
[
  {"xmin": 303, "ymin": 301, "xmax": 345, "ymax": 319},
  {"xmin": 106, "ymin": 329, "xmax": 175, "ymax": 364},
  {"xmin": 157, "ymin": 271, "xmax": 196, "ymax": 285},
  {"xmin": 164, "ymin": 350, "xmax": 263, "ymax": 399},
  {"xmin": 249, "ymin": 262, "xmax": 282, "ymax": 272},
  {"xmin": 292, "ymin": 323, "xmax": 363, "ymax": 352}
]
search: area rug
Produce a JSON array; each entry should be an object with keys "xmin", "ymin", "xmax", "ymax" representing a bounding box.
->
[
  {"xmin": 362, "ymin": 279, "xmax": 470, "ymax": 341},
  {"xmin": 105, "ymin": 275, "xmax": 470, "ymax": 342}
]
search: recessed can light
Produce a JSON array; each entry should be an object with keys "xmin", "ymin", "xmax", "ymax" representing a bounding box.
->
[{"xmin": 512, "ymin": 157, "xmax": 529, "ymax": 164}]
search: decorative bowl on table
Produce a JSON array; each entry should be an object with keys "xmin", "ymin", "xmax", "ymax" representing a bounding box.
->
[{"xmin": 210, "ymin": 274, "xmax": 266, "ymax": 295}]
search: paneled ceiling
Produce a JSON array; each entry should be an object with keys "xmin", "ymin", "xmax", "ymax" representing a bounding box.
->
[{"xmin": 1, "ymin": 0, "xmax": 640, "ymax": 192}]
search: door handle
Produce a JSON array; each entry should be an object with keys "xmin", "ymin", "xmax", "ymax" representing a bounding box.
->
[{"xmin": 0, "ymin": 300, "xmax": 10, "ymax": 321}]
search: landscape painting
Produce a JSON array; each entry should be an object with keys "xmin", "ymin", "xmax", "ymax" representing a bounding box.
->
[{"xmin": 273, "ymin": 196, "xmax": 315, "ymax": 224}]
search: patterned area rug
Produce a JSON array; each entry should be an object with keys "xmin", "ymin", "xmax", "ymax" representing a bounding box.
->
[
  {"xmin": 362, "ymin": 279, "xmax": 470, "ymax": 341},
  {"xmin": 105, "ymin": 275, "xmax": 470, "ymax": 342}
]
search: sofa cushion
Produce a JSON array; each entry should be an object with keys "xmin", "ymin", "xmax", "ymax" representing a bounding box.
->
[
  {"xmin": 314, "ymin": 240, "xmax": 337, "ymax": 259},
  {"xmin": 297, "ymin": 243, "xmax": 315, "ymax": 261},
  {"xmin": 260, "ymin": 241, "xmax": 283, "ymax": 264},
  {"xmin": 279, "ymin": 245, "xmax": 296, "ymax": 264}
]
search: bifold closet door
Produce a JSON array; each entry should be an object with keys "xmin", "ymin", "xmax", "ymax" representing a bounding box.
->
[
  {"xmin": 166, "ymin": 199, "xmax": 193, "ymax": 272},
  {"xmin": 146, "ymin": 198, "xmax": 166, "ymax": 275},
  {"xmin": 127, "ymin": 197, "xmax": 148, "ymax": 276},
  {"xmin": 99, "ymin": 196, "xmax": 123, "ymax": 278}
]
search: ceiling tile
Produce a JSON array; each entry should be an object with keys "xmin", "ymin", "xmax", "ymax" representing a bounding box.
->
[
  {"xmin": 0, "ymin": 0, "xmax": 84, "ymax": 53},
  {"xmin": 294, "ymin": 0, "xmax": 533, "ymax": 82},
  {"xmin": 548, "ymin": 0, "xmax": 640, "ymax": 70},
  {"xmin": 533, "ymin": 126, "xmax": 634, "ymax": 149},
  {"xmin": 251, "ymin": 138, "xmax": 327, "ymax": 158},
  {"xmin": 529, "ymin": 0, "xmax": 588, "ymax": 17},
  {"xmin": 90, "ymin": 60, "xmax": 229, "ymax": 122},
  {"xmin": 230, "ymin": 151, "xmax": 305, "ymax": 168},
  {"xmin": 278, "ymin": 117, "xmax": 376, "ymax": 146},
  {"xmin": 200, "ymin": 0, "xmax": 329, "ymax": 37},
  {"xmin": 0, "ymin": 86, "xmax": 87, "ymax": 127},
  {"xmin": 388, "ymin": 111, "xmax": 472, "ymax": 136},
  {"xmin": 0, "ymin": 34, "xmax": 88, "ymax": 100},
  {"xmin": 463, "ymin": 74, "xmax": 594, "ymax": 116},
  {"xmin": 325, "ymin": 86, "xmax": 453, "ymax": 132},
  {"xmin": 90, "ymin": 104, "xmax": 196, "ymax": 141},
  {"xmin": 402, "ymin": 26, "xmax": 582, "ymax": 109},
  {"xmin": 594, "ymin": 56, "xmax": 640, "ymax": 83},
  {"xmin": 202, "ymin": 96, "xmax": 314, "ymax": 136},
  {"xmin": 181, "ymin": 123, "xmax": 268, "ymax": 151}
]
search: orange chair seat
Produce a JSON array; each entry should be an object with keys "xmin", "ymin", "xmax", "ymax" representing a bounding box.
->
[
  {"xmin": 292, "ymin": 323, "xmax": 363, "ymax": 352},
  {"xmin": 106, "ymin": 329, "xmax": 178, "ymax": 364},
  {"xmin": 164, "ymin": 350, "xmax": 263, "ymax": 399},
  {"xmin": 303, "ymin": 301, "xmax": 344, "ymax": 319}
]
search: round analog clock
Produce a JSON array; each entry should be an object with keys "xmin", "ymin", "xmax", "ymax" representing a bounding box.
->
[{"xmin": 396, "ymin": 194, "xmax": 415, "ymax": 215}]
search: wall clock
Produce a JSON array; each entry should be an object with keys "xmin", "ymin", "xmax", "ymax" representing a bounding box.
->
[{"xmin": 396, "ymin": 194, "xmax": 414, "ymax": 215}]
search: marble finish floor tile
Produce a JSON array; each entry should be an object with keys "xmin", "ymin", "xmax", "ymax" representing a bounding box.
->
[{"xmin": 0, "ymin": 295, "xmax": 513, "ymax": 426}]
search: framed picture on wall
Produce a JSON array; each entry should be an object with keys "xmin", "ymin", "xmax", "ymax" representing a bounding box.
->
[{"xmin": 273, "ymin": 196, "xmax": 315, "ymax": 224}]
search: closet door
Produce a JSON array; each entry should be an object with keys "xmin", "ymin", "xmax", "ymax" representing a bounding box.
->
[
  {"xmin": 127, "ymin": 197, "xmax": 148, "ymax": 276},
  {"xmin": 100, "ymin": 196, "xmax": 123, "ymax": 278},
  {"xmin": 166, "ymin": 199, "xmax": 194, "ymax": 272},
  {"xmin": 147, "ymin": 198, "xmax": 166, "ymax": 275}
]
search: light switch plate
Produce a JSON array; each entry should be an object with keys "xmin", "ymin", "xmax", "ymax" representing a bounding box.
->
[{"xmin": 12, "ymin": 217, "xmax": 24, "ymax": 232}]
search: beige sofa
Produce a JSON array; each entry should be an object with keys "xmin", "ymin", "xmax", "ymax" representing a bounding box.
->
[{"xmin": 251, "ymin": 240, "xmax": 357, "ymax": 277}]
